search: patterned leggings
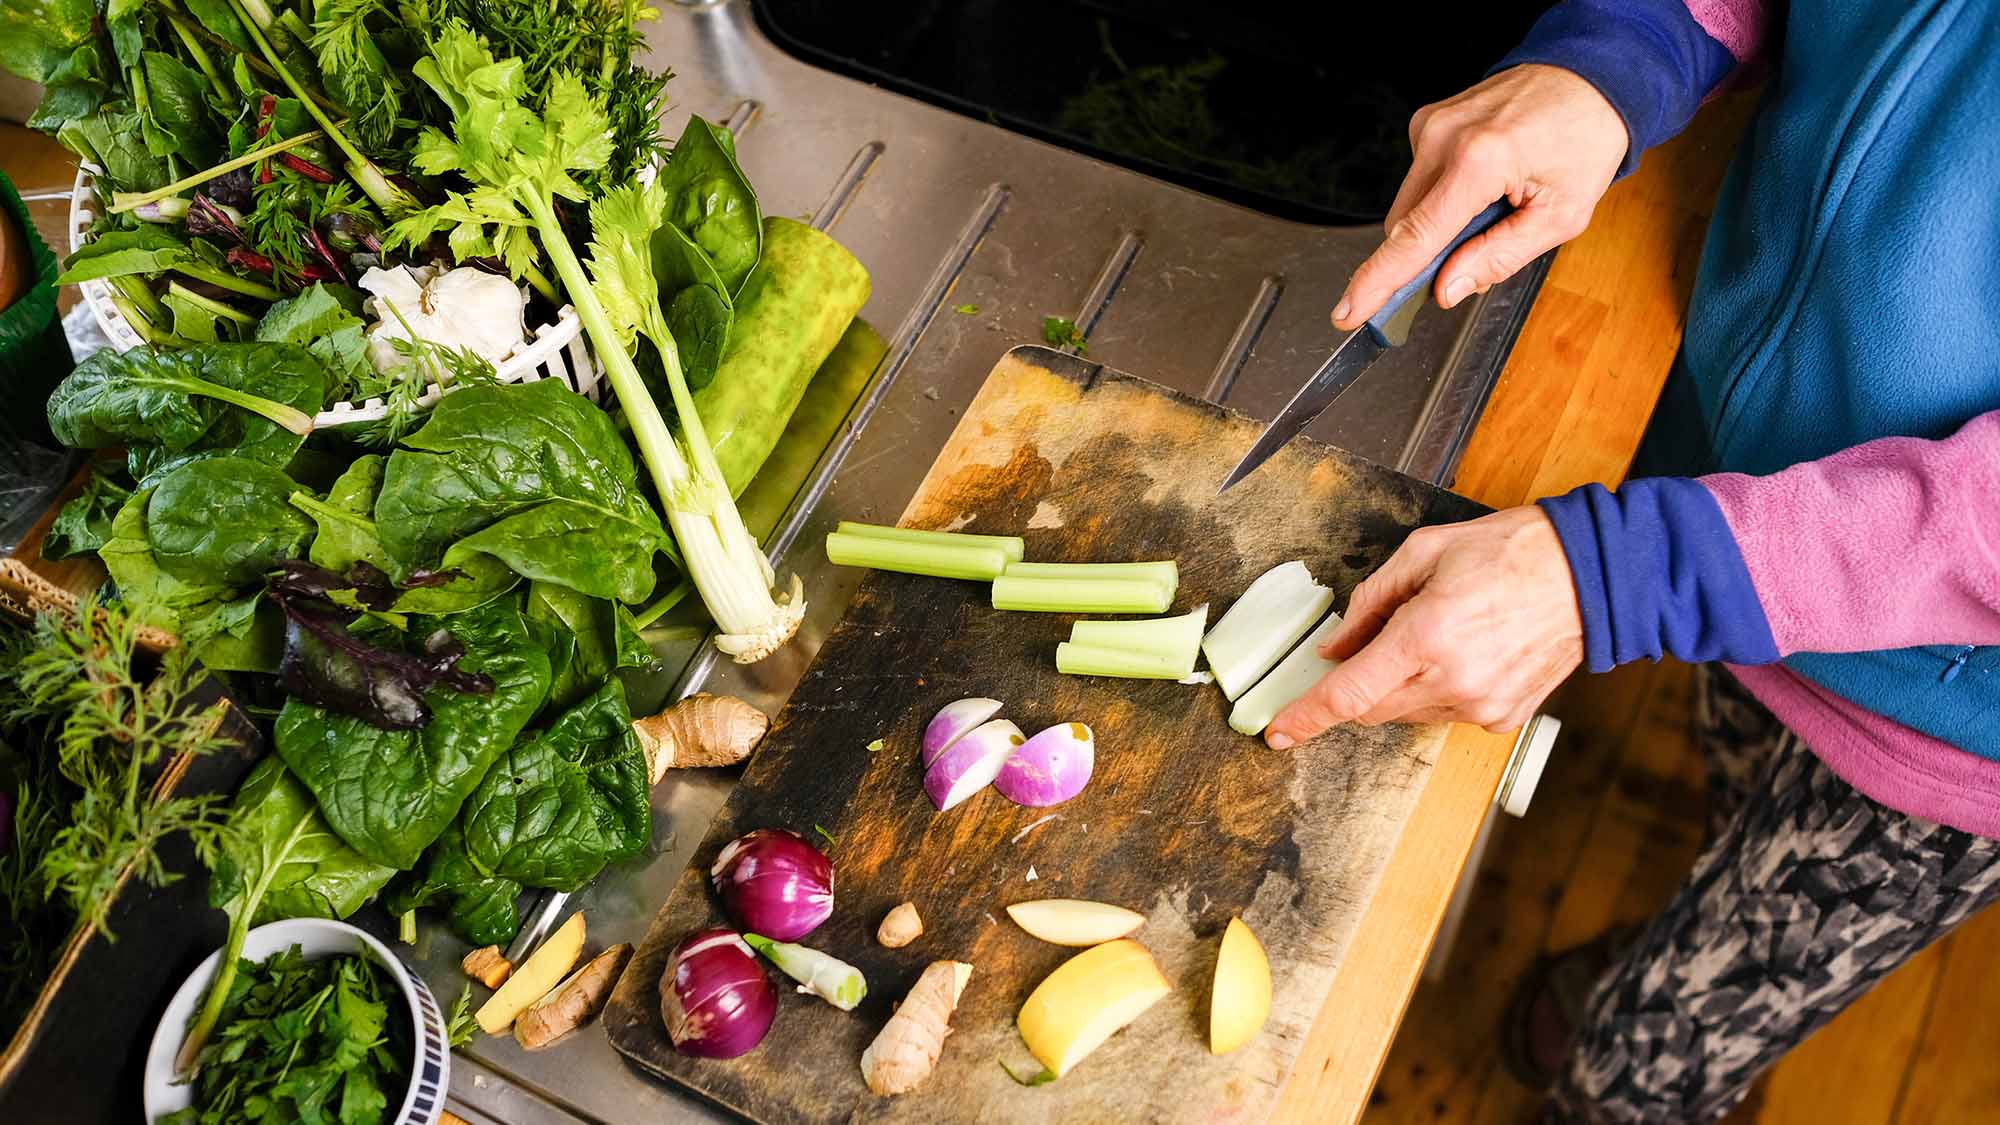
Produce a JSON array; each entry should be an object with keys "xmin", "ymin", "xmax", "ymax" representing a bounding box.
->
[{"xmin": 1551, "ymin": 665, "xmax": 2000, "ymax": 1122}]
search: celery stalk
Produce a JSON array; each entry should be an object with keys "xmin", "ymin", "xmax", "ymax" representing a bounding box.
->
[
  {"xmin": 825, "ymin": 532, "xmax": 1008, "ymax": 580},
  {"xmin": 1004, "ymin": 560, "xmax": 1177, "ymax": 601},
  {"xmin": 992, "ymin": 575, "xmax": 1171, "ymax": 614},
  {"xmin": 1056, "ymin": 642, "xmax": 1190, "ymax": 679},
  {"xmin": 1069, "ymin": 604, "xmax": 1207, "ymax": 660},
  {"xmin": 1202, "ymin": 561, "xmax": 1335, "ymax": 699},
  {"xmin": 835, "ymin": 521, "xmax": 1025, "ymax": 563},
  {"xmin": 1229, "ymin": 610, "xmax": 1346, "ymax": 735}
]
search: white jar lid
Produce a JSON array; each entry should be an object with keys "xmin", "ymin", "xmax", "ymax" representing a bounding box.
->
[{"xmin": 1498, "ymin": 713, "xmax": 1560, "ymax": 818}]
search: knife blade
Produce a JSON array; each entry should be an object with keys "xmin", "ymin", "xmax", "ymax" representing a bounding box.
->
[{"xmin": 1217, "ymin": 199, "xmax": 1515, "ymax": 494}]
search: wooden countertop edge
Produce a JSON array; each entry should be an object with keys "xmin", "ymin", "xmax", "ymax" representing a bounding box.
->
[{"xmin": 1269, "ymin": 90, "xmax": 1761, "ymax": 1124}]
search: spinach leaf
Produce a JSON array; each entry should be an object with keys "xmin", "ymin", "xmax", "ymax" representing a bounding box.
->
[
  {"xmin": 147, "ymin": 458, "xmax": 315, "ymax": 585},
  {"xmin": 41, "ymin": 468, "xmax": 131, "ymax": 561},
  {"xmin": 180, "ymin": 0, "xmax": 252, "ymax": 53},
  {"xmin": 657, "ymin": 116, "xmax": 761, "ymax": 298},
  {"xmin": 56, "ymin": 103, "xmax": 170, "ymax": 191},
  {"xmin": 291, "ymin": 455, "xmax": 519, "ymax": 614},
  {"xmin": 59, "ymin": 226, "xmax": 203, "ymax": 285},
  {"xmin": 652, "ymin": 221, "xmax": 733, "ymax": 391},
  {"xmin": 1, "ymin": 0, "xmax": 113, "ymax": 134},
  {"xmin": 375, "ymin": 378, "xmax": 666, "ymax": 604},
  {"xmin": 274, "ymin": 598, "xmax": 552, "ymax": 868},
  {"xmin": 162, "ymin": 283, "xmax": 255, "ymax": 344},
  {"xmin": 254, "ymin": 282, "xmax": 365, "ymax": 346},
  {"xmin": 46, "ymin": 341, "xmax": 326, "ymax": 484},
  {"xmin": 461, "ymin": 677, "xmax": 649, "ymax": 891},
  {"xmin": 381, "ymin": 823, "xmax": 522, "ymax": 947},
  {"xmin": 209, "ymin": 757, "xmax": 397, "ymax": 927},
  {"xmin": 138, "ymin": 50, "xmax": 220, "ymax": 164},
  {"xmin": 525, "ymin": 581, "xmax": 652, "ymax": 712},
  {"xmin": 99, "ymin": 488, "xmax": 283, "ymax": 671}
]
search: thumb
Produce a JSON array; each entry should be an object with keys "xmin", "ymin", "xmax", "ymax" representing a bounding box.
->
[
  {"xmin": 1265, "ymin": 629, "xmax": 1419, "ymax": 749},
  {"xmin": 1431, "ymin": 201, "xmax": 1586, "ymax": 309}
]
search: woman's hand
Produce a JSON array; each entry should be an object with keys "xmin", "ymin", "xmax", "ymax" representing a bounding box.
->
[
  {"xmin": 1332, "ymin": 64, "xmax": 1628, "ymax": 330},
  {"xmin": 1265, "ymin": 507, "xmax": 1583, "ymax": 747}
]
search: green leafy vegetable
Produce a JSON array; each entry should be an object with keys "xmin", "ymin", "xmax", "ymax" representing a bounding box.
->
[
  {"xmin": 41, "ymin": 467, "xmax": 132, "ymax": 561},
  {"xmin": 167, "ymin": 944, "xmax": 408, "ymax": 1118},
  {"xmin": 381, "ymin": 820, "xmax": 522, "ymax": 946},
  {"xmin": 374, "ymin": 377, "xmax": 667, "ymax": 604},
  {"xmin": 1042, "ymin": 315, "xmax": 1088, "ymax": 354},
  {"xmin": 524, "ymin": 580, "xmax": 651, "ymax": 713},
  {"xmin": 99, "ymin": 485, "xmax": 282, "ymax": 672},
  {"xmin": 954, "ymin": 304, "xmax": 979, "ymax": 315},
  {"xmin": 59, "ymin": 227, "xmax": 280, "ymax": 301},
  {"xmin": 146, "ymin": 458, "xmax": 316, "ymax": 585},
  {"xmin": 656, "ymin": 115, "xmax": 762, "ymax": 298},
  {"xmin": 46, "ymin": 341, "xmax": 325, "ymax": 485},
  {"xmin": 273, "ymin": 597, "xmax": 552, "ymax": 868}
]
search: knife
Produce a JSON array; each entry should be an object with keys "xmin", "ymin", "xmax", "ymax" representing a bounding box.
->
[{"xmin": 1217, "ymin": 199, "xmax": 1515, "ymax": 493}]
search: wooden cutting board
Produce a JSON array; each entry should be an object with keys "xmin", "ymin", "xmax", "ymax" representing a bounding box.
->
[{"xmin": 602, "ymin": 346, "xmax": 1486, "ymax": 1123}]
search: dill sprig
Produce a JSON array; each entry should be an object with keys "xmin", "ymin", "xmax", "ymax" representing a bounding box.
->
[{"xmin": 3, "ymin": 598, "xmax": 240, "ymax": 941}]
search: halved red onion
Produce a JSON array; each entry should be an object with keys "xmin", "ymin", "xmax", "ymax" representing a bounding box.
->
[
  {"xmin": 921, "ymin": 697, "xmax": 1005, "ymax": 768},
  {"xmin": 662, "ymin": 929, "xmax": 777, "ymax": 1059},
  {"xmin": 994, "ymin": 722, "xmax": 1095, "ymax": 807},
  {"xmin": 710, "ymin": 828, "xmax": 835, "ymax": 941},
  {"xmin": 923, "ymin": 717, "xmax": 1025, "ymax": 811}
]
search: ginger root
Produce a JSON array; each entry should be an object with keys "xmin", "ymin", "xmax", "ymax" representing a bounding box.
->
[
  {"xmin": 514, "ymin": 943, "xmax": 632, "ymax": 1050},
  {"xmin": 877, "ymin": 902, "xmax": 923, "ymax": 949},
  {"xmin": 462, "ymin": 946, "xmax": 513, "ymax": 989},
  {"xmin": 861, "ymin": 960, "xmax": 972, "ymax": 1095},
  {"xmin": 632, "ymin": 693, "xmax": 769, "ymax": 783}
]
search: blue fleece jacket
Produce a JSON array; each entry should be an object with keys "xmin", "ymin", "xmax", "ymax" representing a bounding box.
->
[{"xmin": 1502, "ymin": 1, "xmax": 2000, "ymax": 759}]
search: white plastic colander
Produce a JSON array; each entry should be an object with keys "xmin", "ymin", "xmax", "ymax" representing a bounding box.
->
[{"xmin": 67, "ymin": 166, "xmax": 605, "ymax": 427}]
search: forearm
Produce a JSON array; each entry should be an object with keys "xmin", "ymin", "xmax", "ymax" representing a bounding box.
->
[
  {"xmin": 1541, "ymin": 410, "xmax": 2000, "ymax": 670},
  {"xmin": 1495, "ymin": 0, "xmax": 1766, "ymax": 175}
]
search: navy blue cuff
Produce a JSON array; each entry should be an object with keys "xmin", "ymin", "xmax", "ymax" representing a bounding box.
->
[
  {"xmin": 1492, "ymin": 0, "xmax": 1737, "ymax": 178},
  {"xmin": 1539, "ymin": 478, "xmax": 1779, "ymax": 673}
]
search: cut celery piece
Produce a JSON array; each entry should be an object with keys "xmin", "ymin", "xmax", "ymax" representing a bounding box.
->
[
  {"xmin": 992, "ymin": 575, "xmax": 1171, "ymax": 614},
  {"xmin": 825, "ymin": 532, "xmax": 1008, "ymax": 580},
  {"xmin": 1202, "ymin": 560, "xmax": 1335, "ymax": 700},
  {"xmin": 835, "ymin": 521, "xmax": 1025, "ymax": 563},
  {"xmin": 1056, "ymin": 642, "xmax": 1191, "ymax": 679},
  {"xmin": 1229, "ymin": 609, "xmax": 1346, "ymax": 735},
  {"xmin": 1004, "ymin": 560, "xmax": 1178, "ymax": 601},
  {"xmin": 1068, "ymin": 604, "xmax": 1207, "ymax": 668}
]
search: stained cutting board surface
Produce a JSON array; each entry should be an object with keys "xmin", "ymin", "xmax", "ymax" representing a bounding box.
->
[{"xmin": 603, "ymin": 346, "xmax": 1485, "ymax": 1123}]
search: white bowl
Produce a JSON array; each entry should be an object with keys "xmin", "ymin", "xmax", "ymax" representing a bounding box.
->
[{"xmin": 143, "ymin": 918, "xmax": 450, "ymax": 1125}]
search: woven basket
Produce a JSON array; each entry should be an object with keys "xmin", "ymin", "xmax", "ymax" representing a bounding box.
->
[{"xmin": 68, "ymin": 167, "xmax": 605, "ymax": 427}]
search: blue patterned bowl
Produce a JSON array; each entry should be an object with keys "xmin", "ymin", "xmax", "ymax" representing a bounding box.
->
[{"xmin": 143, "ymin": 918, "xmax": 450, "ymax": 1124}]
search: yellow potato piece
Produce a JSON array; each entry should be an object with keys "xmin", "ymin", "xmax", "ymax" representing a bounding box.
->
[
  {"xmin": 1209, "ymin": 917, "xmax": 1271, "ymax": 1055},
  {"xmin": 1017, "ymin": 939, "xmax": 1170, "ymax": 1078},
  {"xmin": 476, "ymin": 913, "xmax": 586, "ymax": 1035},
  {"xmin": 1004, "ymin": 899, "xmax": 1145, "ymax": 946}
]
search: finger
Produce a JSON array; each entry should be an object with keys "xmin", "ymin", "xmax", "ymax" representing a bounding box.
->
[
  {"xmin": 1353, "ymin": 672, "xmax": 1455, "ymax": 726},
  {"xmin": 1266, "ymin": 630, "xmax": 1422, "ymax": 749},
  {"xmin": 1334, "ymin": 163, "xmax": 1497, "ymax": 328},
  {"xmin": 1429, "ymin": 200, "xmax": 1585, "ymax": 309},
  {"xmin": 1334, "ymin": 159, "xmax": 1443, "ymax": 330},
  {"xmin": 1321, "ymin": 531, "xmax": 1450, "ymax": 659}
]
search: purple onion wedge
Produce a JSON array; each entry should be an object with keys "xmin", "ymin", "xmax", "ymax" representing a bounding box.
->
[
  {"xmin": 710, "ymin": 828, "xmax": 835, "ymax": 941},
  {"xmin": 923, "ymin": 718, "xmax": 1025, "ymax": 811},
  {"xmin": 662, "ymin": 929, "xmax": 777, "ymax": 1058},
  {"xmin": 921, "ymin": 697, "xmax": 1005, "ymax": 768},
  {"xmin": 994, "ymin": 722, "xmax": 1095, "ymax": 807}
]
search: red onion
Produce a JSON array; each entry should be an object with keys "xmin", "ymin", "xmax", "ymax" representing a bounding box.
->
[
  {"xmin": 709, "ymin": 828, "xmax": 834, "ymax": 941},
  {"xmin": 662, "ymin": 929, "xmax": 776, "ymax": 1059}
]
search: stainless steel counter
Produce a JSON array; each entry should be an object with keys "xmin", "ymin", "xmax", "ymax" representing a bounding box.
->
[{"xmin": 431, "ymin": 3, "xmax": 1543, "ymax": 1121}]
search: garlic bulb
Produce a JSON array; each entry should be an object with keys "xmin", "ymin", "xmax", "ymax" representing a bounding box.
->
[{"xmin": 359, "ymin": 264, "xmax": 527, "ymax": 376}]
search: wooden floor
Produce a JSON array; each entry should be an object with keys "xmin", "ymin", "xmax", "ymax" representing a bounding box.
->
[{"xmin": 1364, "ymin": 660, "xmax": 2000, "ymax": 1124}]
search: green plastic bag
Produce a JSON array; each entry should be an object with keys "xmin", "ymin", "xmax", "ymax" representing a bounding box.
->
[{"xmin": 0, "ymin": 169, "xmax": 74, "ymax": 444}]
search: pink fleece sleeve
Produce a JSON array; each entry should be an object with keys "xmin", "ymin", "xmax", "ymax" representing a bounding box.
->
[
  {"xmin": 1684, "ymin": 0, "xmax": 1768, "ymax": 63},
  {"xmin": 1701, "ymin": 409, "xmax": 2000, "ymax": 656}
]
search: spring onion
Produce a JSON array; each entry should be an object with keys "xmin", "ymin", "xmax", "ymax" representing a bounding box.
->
[
  {"xmin": 993, "ymin": 576, "xmax": 1171, "ymax": 614},
  {"xmin": 390, "ymin": 26, "xmax": 804, "ymax": 662},
  {"xmin": 1055, "ymin": 642, "xmax": 1192, "ymax": 679},
  {"xmin": 1202, "ymin": 561, "xmax": 1335, "ymax": 699},
  {"xmin": 824, "ymin": 532, "xmax": 1008, "ymax": 580},
  {"xmin": 743, "ymin": 933, "xmax": 869, "ymax": 1011},
  {"xmin": 1229, "ymin": 610, "xmax": 1345, "ymax": 735},
  {"xmin": 1005, "ymin": 560, "xmax": 1178, "ymax": 601},
  {"xmin": 836, "ymin": 521, "xmax": 1025, "ymax": 563}
]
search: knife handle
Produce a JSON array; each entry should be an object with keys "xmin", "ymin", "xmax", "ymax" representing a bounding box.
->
[{"xmin": 1365, "ymin": 198, "xmax": 1515, "ymax": 348}]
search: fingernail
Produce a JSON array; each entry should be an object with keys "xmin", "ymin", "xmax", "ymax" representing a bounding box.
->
[
  {"xmin": 1267, "ymin": 732, "xmax": 1295, "ymax": 750},
  {"xmin": 1440, "ymin": 276, "xmax": 1474, "ymax": 307},
  {"xmin": 1331, "ymin": 296, "xmax": 1352, "ymax": 323}
]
